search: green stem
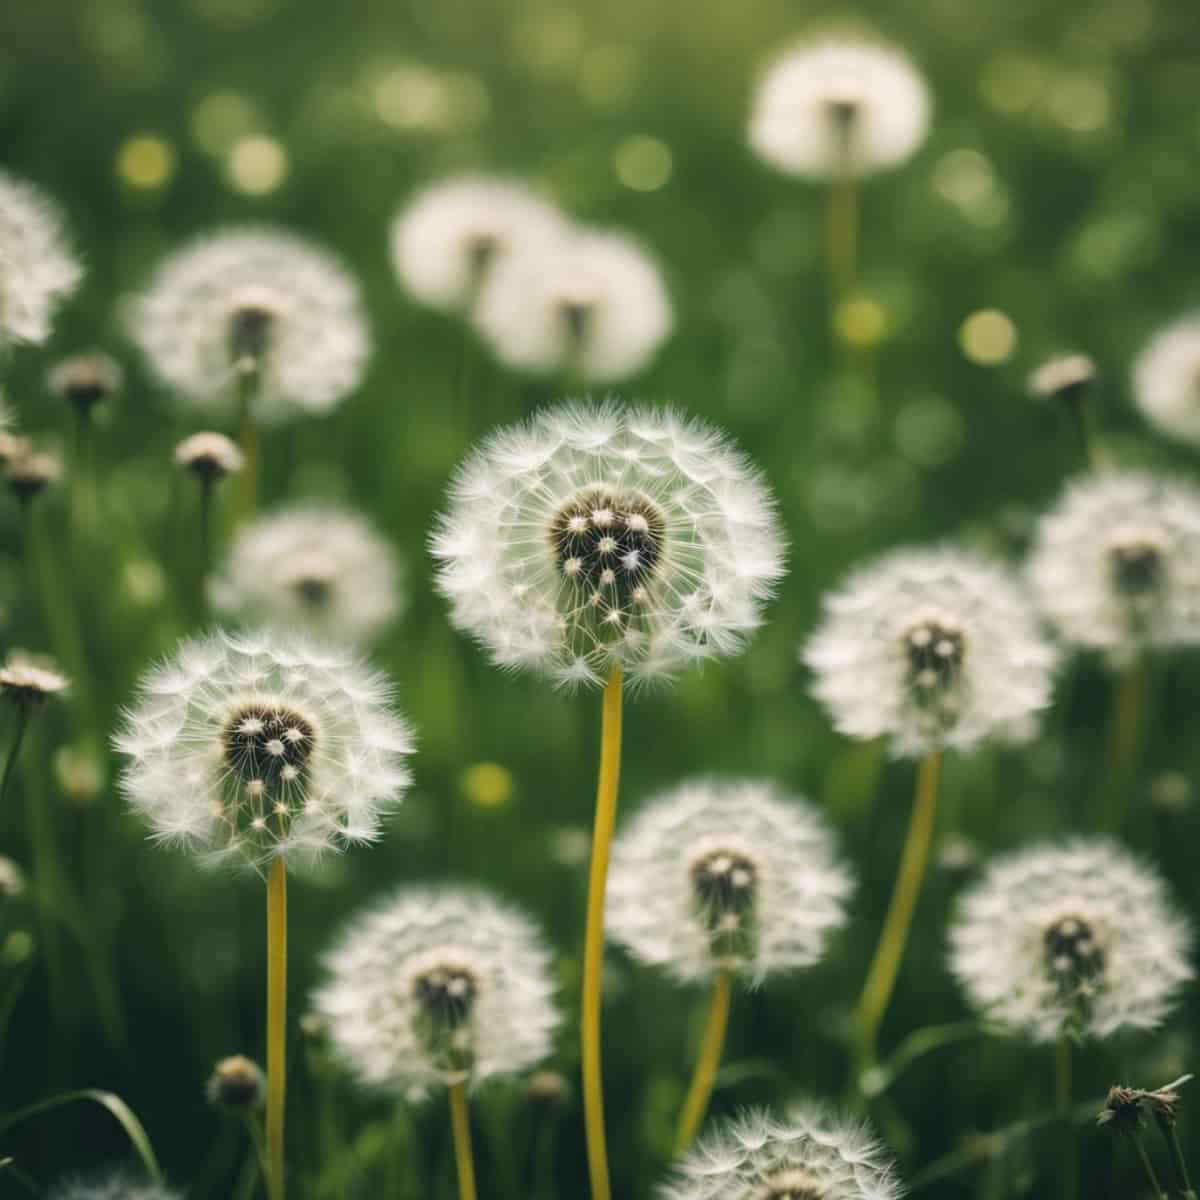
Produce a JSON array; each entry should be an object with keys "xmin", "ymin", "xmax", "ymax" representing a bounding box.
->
[
  {"xmin": 1056, "ymin": 1036, "xmax": 1077, "ymax": 1200},
  {"xmin": 1, "ymin": 707, "xmax": 29, "ymax": 808},
  {"xmin": 1156, "ymin": 1117, "xmax": 1196, "ymax": 1200},
  {"xmin": 1131, "ymin": 1131, "xmax": 1169, "ymax": 1200}
]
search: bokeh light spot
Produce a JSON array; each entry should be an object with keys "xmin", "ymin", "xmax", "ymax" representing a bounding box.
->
[
  {"xmin": 116, "ymin": 134, "xmax": 175, "ymax": 190},
  {"xmin": 1047, "ymin": 74, "xmax": 1112, "ymax": 132},
  {"xmin": 614, "ymin": 136, "xmax": 673, "ymax": 192},
  {"xmin": 895, "ymin": 395, "xmax": 966, "ymax": 467},
  {"xmin": 227, "ymin": 136, "xmax": 288, "ymax": 195},
  {"xmin": 834, "ymin": 297, "xmax": 888, "ymax": 348},
  {"xmin": 959, "ymin": 309, "xmax": 1017, "ymax": 364},
  {"xmin": 191, "ymin": 92, "xmax": 259, "ymax": 156},
  {"xmin": 461, "ymin": 762, "xmax": 513, "ymax": 810}
]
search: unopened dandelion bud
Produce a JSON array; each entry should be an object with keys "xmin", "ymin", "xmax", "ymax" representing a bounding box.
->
[
  {"xmin": 47, "ymin": 352, "xmax": 123, "ymax": 416},
  {"xmin": 207, "ymin": 1054, "xmax": 266, "ymax": 1112}
]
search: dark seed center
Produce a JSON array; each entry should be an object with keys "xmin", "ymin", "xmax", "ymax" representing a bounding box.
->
[
  {"xmin": 413, "ymin": 965, "xmax": 478, "ymax": 1077},
  {"xmin": 1110, "ymin": 541, "xmax": 1163, "ymax": 598},
  {"xmin": 691, "ymin": 849, "xmax": 758, "ymax": 966},
  {"xmin": 229, "ymin": 304, "xmax": 275, "ymax": 368},
  {"xmin": 223, "ymin": 704, "xmax": 315, "ymax": 784},
  {"xmin": 905, "ymin": 620, "xmax": 965, "ymax": 698},
  {"xmin": 1043, "ymin": 914, "xmax": 1105, "ymax": 992}
]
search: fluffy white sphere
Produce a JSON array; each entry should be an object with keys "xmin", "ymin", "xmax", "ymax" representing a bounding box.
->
[
  {"xmin": 749, "ymin": 40, "xmax": 931, "ymax": 179},
  {"xmin": 1027, "ymin": 472, "xmax": 1200, "ymax": 664},
  {"xmin": 804, "ymin": 547, "xmax": 1058, "ymax": 758},
  {"xmin": 432, "ymin": 402, "xmax": 786, "ymax": 689},
  {"xmin": 130, "ymin": 228, "xmax": 369, "ymax": 425},
  {"xmin": 390, "ymin": 174, "xmax": 567, "ymax": 311},
  {"xmin": 659, "ymin": 1105, "xmax": 902, "ymax": 1200},
  {"xmin": 472, "ymin": 228, "xmax": 673, "ymax": 384},
  {"xmin": 311, "ymin": 886, "xmax": 560, "ymax": 1097},
  {"xmin": 211, "ymin": 504, "xmax": 404, "ymax": 644},
  {"xmin": 49, "ymin": 1175, "xmax": 180, "ymax": 1200},
  {"xmin": 608, "ymin": 778, "xmax": 853, "ymax": 985},
  {"xmin": 1133, "ymin": 315, "xmax": 1200, "ymax": 446},
  {"xmin": 949, "ymin": 838, "xmax": 1192, "ymax": 1043},
  {"xmin": 0, "ymin": 171, "xmax": 82, "ymax": 349},
  {"xmin": 115, "ymin": 629, "xmax": 414, "ymax": 870}
]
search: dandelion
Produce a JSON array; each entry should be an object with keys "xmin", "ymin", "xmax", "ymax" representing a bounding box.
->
[
  {"xmin": 48, "ymin": 1177, "xmax": 181, "ymax": 1200},
  {"xmin": 0, "ymin": 171, "xmax": 83, "ymax": 351},
  {"xmin": 390, "ymin": 174, "xmax": 567, "ymax": 311},
  {"xmin": 211, "ymin": 504, "xmax": 403, "ymax": 643},
  {"xmin": 659, "ymin": 1105, "xmax": 903, "ymax": 1200},
  {"xmin": 1133, "ymin": 315, "xmax": 1200, "ymax": 448},
  {"xmin": 1029, "ymin": 353, "xmax": 1101, "ymax": 468},
  {"xmin": 47, "ymin": 352, "xmax": 123, "ymax": 420},
  {"xmin": 608, "ymin": 778, "xmax": 852, "ymax": 1147},
  {"xmin": 207, "ymin": 1054, "xmax": 266, "ymax": 1112},
  {"xmin": 174, "ymin": 432, "xmax": 245, "ymax": 482},
  {"xmin": 472, "ymin": 228, "xmax": 673, "ymax": 383},
  {"xmin": 433, "ymin": 401, "xmax": 784, "ymax": 1200},
  {"xmin": 6, "ymin": 446, "xmax": 63, "ymax": 506},
  {"xmin": 116, "ymin": 628, "xmax": 414, "ymax": 1200},
  {"xmin": 804, "ymin": 546, "xmax": 1057, "ymax": 1059},
  {"xmin": 313, "ymin": 886, "xmax": 559, "ymax": 1200},
  {"xmin": 0, "ymin": 652, "xmax": 68, "ymax": 804}
]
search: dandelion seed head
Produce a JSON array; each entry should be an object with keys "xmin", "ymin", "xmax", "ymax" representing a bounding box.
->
[
  {"xmin": 432, "ymin": 403, "xmax": 786, "ymax": 689},
  {"xmin": 749, "ymin": 40, "xmax": 931, "ymax": 180},
  {"xmin": 115, "ymin": 629, "xmax": 414, "ymax": 871},
  {"xmin": 1029, "ymin": 353, "xmax": 1096, "ymax": 401},
  {"xmin": 311, "ymin": 886, "xmax": 559, "ymax": 1096},
  {"xmin": 6, "ymin": 447, "xmax": 63, "ymax": 502},
  {"xmin": 131, "ymin": 228, "xmax": 369, "ymax": 425},
  {"xmin": 949, "ymin": 838, "xmax": 1192, "ymax": 1043},
  {"xmin": 47, "ymin": 352, "xmax": 123, "ymax": 414},
  {"xmin": 1133, "ymin": 315, "xmax": 1200, "ymax": 446},
  {"xmin": 174, "ymin": 431, "xmax": 245, "ymax": 482},
  {"xmin": 0, "ymin": 653, "xmax": 69, "ymax": 706},
  {"xmin": 804, "ymin": 547, "xmax": 1057, "ymax": 757},
  {"xmin": 48, "ymin": 1174, "xmax": 182, "ymax": 1200}
]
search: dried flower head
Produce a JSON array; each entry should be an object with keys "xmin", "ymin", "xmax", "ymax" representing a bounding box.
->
[
  {"xmin": 432, "ymin": 403, "xmax": 786, "ymax": 689},
  {"xmin": 1133, "ymin": 316, "xmax": 1200, "ymax": 447},
  {"xmin": 0, "ymin": 653, "xmax": 69, "ymax": 705},
  {"xmin": 131, "ymin": 228, "xmax": 369, "ymax": 425},
  {"xmin": 1027, "ymin": 472, "xmax": 1200, "ymax": 665},
  {"xmin": 210, "ymin": 504, "xmax": 403, "ymax": 643},
  {"xmin": 6, "ymin": 447, "xmax": 64, "ymax": 503},
  {"xmin": 0, "ymin": 171, "xmax": 83, "ymax": 349},
  {"xmin": 1029, "ymin": 353, "xmax": 1097, "ymax": 402},
  {"xmin": 749, "ymin": 40, "xmax": 931, "ymax": 179},
  {"xmin": 206, "ymin": 1054, "xmax": 266, "ymax": 1111},
  {"xmin": 472, "ymin": 229, "xmax": 673, "ymax": 383},
  {"xmin": 47, "ymin": 352, "xmax": 123, "ymax": 415},
  {"xmin": 48, "ymin": 1175, "xmax": 181, "ymax": 1200},
  {"xmin": 174, "ymin": 431, "xmax": 245, "ymax": 484},
  {"xmin": 312, "ymin": 886, "xmax": 559, "ymax": 1097},
  {"xmin": 115, "ymin": 629, "xmax": 415, "ymax": 870},
  {"xmin": 949, "ymin": 838, "xmax": 1192, "ymax": 1043},
  {"xmin": 804, "ymin": 547, "xmax": 1057, "ymax": 757},
  {"xmin": 390, "ymin": 175, "xmax": 567, "ymax": 311},
  {"xmin": 608, "ymin": 779, "xmax": 853, "ymax": 985},
  {"xmin": 659, "ymin": 1105, "xmax": 902, "ymax": 1200}
]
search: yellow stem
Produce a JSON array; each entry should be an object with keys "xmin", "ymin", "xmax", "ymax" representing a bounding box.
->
[
  {"xmin": 266, "ymin": 858, "xmax": 287, "ymax": 1200},
  {"xmin": 581, "ymin": 665, "xmax": 623, "ymax": 1200},
  {"xmin": 854, "ymin": 750, "xmax": 942, "ymax": 1059},
  {"xmin": 448, "ymin": 1081, "xmax": 478, "ymax": 1200},
  {"xmin": 674, "ymin": 969, "xmax": 732, "ymax": 1152}
]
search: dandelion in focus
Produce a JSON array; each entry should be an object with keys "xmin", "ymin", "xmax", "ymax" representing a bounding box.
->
[
  {"xmin": 1133, "ymin": 315, "xmax": 1200, "ymax": 448},
  {"xmin": 608, "ymin": 778, "xmax": 852, "ymax": 1147},
  {"xmin": 1029, "ymin": 352, "xmax": 1101, "ymax": 468}
]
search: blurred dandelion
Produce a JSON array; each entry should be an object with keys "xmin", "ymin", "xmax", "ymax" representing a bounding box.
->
[
  {"xmin": 174, "ymin": 432, "xmax": 245, "ymax": 567},
  {"xmin": 313, "ymin": 886, "xmax": 559, "ymax": 1200},
  {"xmin": 608, "ymin": 778, "xmax": 852, "ymax": 1147},
  {"xmin": 1028, "ymin": 353, "xmax": 1101, "ymax": 468},
  {"xmin": 48, "ymin": 1176, "xmax": 180, "ymax": 1200},
  {"xmin": 47, "ymin": 352, "xmax": 123, "ymax": 424},
  {"xmin": 6, "ymin": 446, "xmax": 63, "ymax": 508},
  {"xmin": 207, "ymin": 1054, "xmax": 266, "ymax": 1112},
  {"xmin": 1, "ymin": 652, "xmax": 68, "ymax": 802},
  {"xmin": 0, "ymin": 854, "xmax": 25, "ymax": 898},
  {"xmin": 1133, "ymin": 315, "xmax": 1200, "ymax": 448}
]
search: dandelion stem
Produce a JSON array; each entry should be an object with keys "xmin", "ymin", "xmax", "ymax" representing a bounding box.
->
[
  {"xmin": 675, "ymin": 968, "xmax": 732, "ymax": 1151},
  {"xmin": 1156, "ymin": 1115, "xmax": 1196, "ymax": 1200},
  {"xmin": 1065, "ymin": 386, "xmax": 1104, "ymax": 472},
  {"xmin": 854, "ymin": 750, "xmax": 941, "ymax": 1060},
  {"xmin": 1131, "ymin": 1130, "xmax": 1168, "ymax": 1200},
  {"xmin": 1055, "ymin": 1035, "xmax": 1071, "ymax": 1113},
  {"xmin": 827, "ymin": 169, "xmax": 858, "ymax": 311},
  {"xmin": 199, "ymin": 476, "xmax": 214, "ymax": 574},
  {"xmin": 0, "ymin": 705, "xmax": 29, "ymax": 809},
  {"xmin": 1106, "ymin": 657, "xmax": 1148, "ymax": 830},
  {"xmin": 266, "ymin": 858, "xmax": 287, "ymax": 1200},
  {"xmin": 1056, "ymin": 1036, "xmax": 1078, "ymax": 1200},
  {"xmin": 236, "ymin": 373, "xmax": 259, "ymax": 525},
  {"xmin": 581, "ymin": 664, "xmax": 623, "ymax": 1200},
  {"xmin": 448, "ymin": 1080, "xmax": 478, "ymax": 1200}
]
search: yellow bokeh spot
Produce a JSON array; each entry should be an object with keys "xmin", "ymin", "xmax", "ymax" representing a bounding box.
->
[
  {"xmin": 116, "ymin": 134, "xmax": 174, "ymax": 190},
  {"xmin": 959, "ymin": 309, "xmax": 1017, "ymax": 364},
  {"xmin": 461, "ymin": 762, "xmax": 513, "ymax": 810},
  {"xmin": 834, "ymin": 297, "xmax": 888, "ymax": 348},
  {"xmin": 614, "ymin": 135, "xmax": 672, "ymax": 192},
  {"xmin": 227, "ymin": 135, "xmax": 288, "ymax": 195}
]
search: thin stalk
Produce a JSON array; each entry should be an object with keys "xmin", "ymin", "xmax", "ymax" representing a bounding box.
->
[
  {"xmin": 674, "ymin": 968, "xmax": 732, "ymax": 1151},
  {"xmin": 1105, "ymin": 657, "xmax": 1148, "ymax": 831},
  {"xmin": 1055, "ymin": 1036, "xmax": 1071, "ymax": 1113},
  {"xmin": 448, "ymin": 1080, "xmax": 478, "ymax": 1200},
  {"xmin": 1131, "ymin": 1131, "xmax": 1169, "ymax": 1200},
  {"xmin": 1064, "ymin": 386, "xmax": 1105, "ymax": 471},
  {"xmin": 266, "ymin": 858, "xmax": 287, "ymax": 1200},
  {"xmin": 1056, "ymin": 1036, "xmax": 1077, "ymax": 1200},
  {"xmin": 581, "ymin": 665, "xmax": 623, "ymax": 1200},
  {"xmin": 827, "ymin": 168, "xmax": 858, "ymax": 308},
  {"xmin": 1156, "ymin": 1117, "xmax": 1196, "ymax": 1200},
  {"xmin": 1, "ymin": 706, "xmax": 30, "ymax": 808},
  {"xmin": 200, "ymin": 476, "xmax": 214, "ymax": 574},
  {"xmin": 854, "ymin": 750, "xmax": 941, "ymax": 1060},
  {"xmin": 235, "ymin": 371, "xmax": 259, "ymax": 526}
]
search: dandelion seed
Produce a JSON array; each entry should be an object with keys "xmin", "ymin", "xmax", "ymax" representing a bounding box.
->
[
  {"xmin": 206, "ymin": 1054, "xmax": 266, "ymax": 1111},
  {"xmin": 1133, "ymin": 315, "xmax": 1200, "ymax": 447},
  {"xmin": 949, "ymin": 838, "xmax": 1192, "ymax": 1043}
]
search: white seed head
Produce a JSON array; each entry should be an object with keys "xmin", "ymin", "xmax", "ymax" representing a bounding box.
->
[
  {"xmin": 6, "ymin": 446, "xmax": 64, "ymax": 501},
  {"xmin": 211, "ymin": 504, "xmax": 404, "ymax": 644},
  {"xmin": 608, "ymin": 778, "xmax": 853, "ymax": 985},
  {"xmin": 47, "ymin": 352, "xmax": 123, "ymax": 410},
  {"xmin": 0, "ymin": 171, "xmax": 82, "ymax": 349},
  {"xmin": 1028, "ymin": 353, "xmax": 1097, "ymax": 400},
  {"xmin": 1133, "ymin": 315, "xmax": 1200, "ymax": 446},
  {"xmin": 390, "ymin": 174, "xmax": 568, "ymax": 311},
  {"xmin": 174, "ymin": 431, "xmax": 245, "ymax": 481},
  {"xmin": 472, "ymin": 228, "xmax": 673, "ymax": 383},
  {"xmin": 804, "ymin": 547, "xmax": 1058, "ymax": 757},
  {"xmin": 659, "ymin": 1105, "xmax": 903, "ymax": 1200},
  {"xmin": 48, "ymin": 1175, "xmax": 181, "ymax": 1200},
  {"xmin": 432, "ymin": 402, "xmax": 787, "ymax": 689},
  {"xmin": 1027, "ymin": 472, "xmax": 1200, "ymax": 664},
  {"xmin": 115, "ymin": 629, "xmax": 415, "ymax": 871},
  {"xmin": 0, "ymin": 652, "xmax": 69, "ymax": 705},
  {"xmin": 130, "ymin": 228, "xmax": 369, "ymax": 425},
  {"xmin": 949, "ymin": 838, "xmax": 1192, "ymax": 1044},
  {"xmin": 749, "ymin": 40, "xmax": 931, "ymax": 180},
  {"xmin": 311, "ymin": 886, "xmax": 559, "ymax": 1096}
]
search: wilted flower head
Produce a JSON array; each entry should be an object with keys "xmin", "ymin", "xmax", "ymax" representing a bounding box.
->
[
  {"xmin": 131, "ymin": 228, "xmax": 369, "ymax": 425},
  {"xmin": 47, "ymin": 352, "xmax": 123, "ymax": 415},
  {"xmin": 206, "ymin": 1054, "xmax": 266, "ymax": 1112},
  {"xmin": 0, "ymin": 171, "xmax": 83, "ymax": 349},
  {"xmin": 749, "ymin": 40, "xmax": 931, "ymax": 179},
  {"xmin": 659, "ymin": 1105, "xmax": 902, "ymax": 1200},
  {"xmin": 211, "ymin": 504, "xmax": 403, "ymax": 643},
  {"xmin": 950, "ymin": 838, "xmax": 1192, "ymax": 1043},
  {"xmin": 0, "ymin": 653, "xmax": 69, "ymax": 706},
  {"xmin": 608, "ymin": 778, "xmax": 853, "ymax": 985},
  {"xmin": 432, "ymin": 403, "xmax": 786, "ymax": 689},
  {"xmin": 472, "ymin": 228, "xmax": 673, "ymax": 383},
  {"xmin": 48, "ymin": 1174, "xmax": 181, "ymax": 1200},
  {"xmin": 115, "ymin": 629, "xmax": 414, "ymax": 870},
  {"xmin": 390, "ymin": 175, "xmax": 567, "ymax": 311},
  {"xmin": 312, "ymin": 886, "xmax": 559, "ymax": 1097},
  {"xmin": 1027, "ymin": 472, "xmax": 1200, "ymax": 664},
  {"xmin": 804, "ymin": 547, "xmax": 1057, "ymax": 757},
  {"xmin": 174, "ymin": 431, "xmax": 245, "ymax": 484},
  {"xmin": 6, "ymin": 446, "xmax": 63, "ymax": 503},
  {"xmin": 1133, "ymin": 316, "xmax": 1200, "ymax": 447}
]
